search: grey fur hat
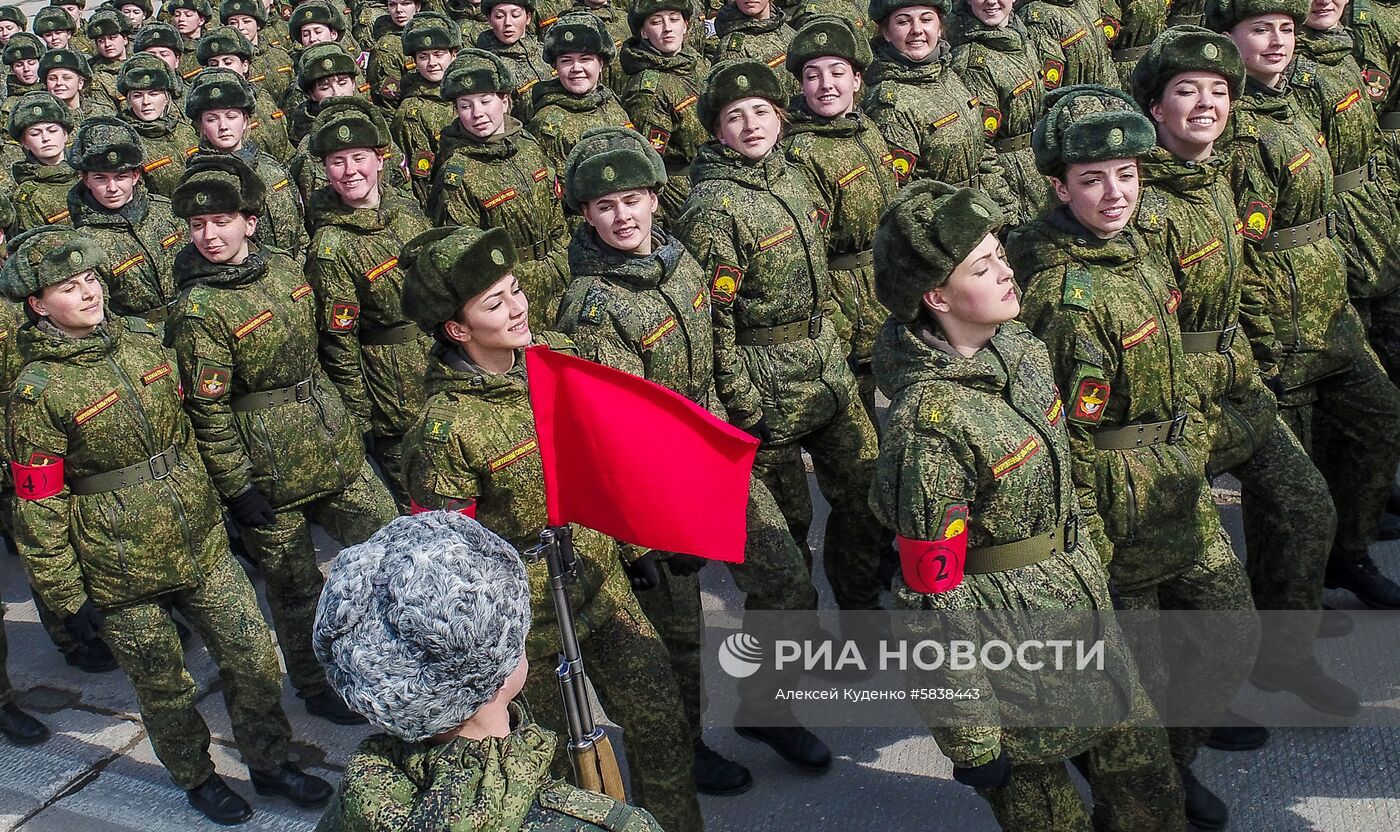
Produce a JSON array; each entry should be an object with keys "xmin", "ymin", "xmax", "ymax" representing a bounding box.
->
[{"xmin": 312, "ymin": 512, "xmax": 532, "ymax": 741}]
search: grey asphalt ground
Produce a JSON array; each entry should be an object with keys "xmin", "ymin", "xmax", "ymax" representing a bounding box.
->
[{"xmin": 2, "ymin": 471, "xmax": 1400, "ymax": 831}]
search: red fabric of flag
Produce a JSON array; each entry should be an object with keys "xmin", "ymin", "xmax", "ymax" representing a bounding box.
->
[{"xmin": 525, "ymin": 345, "xmax": 754, "ymax": 563}]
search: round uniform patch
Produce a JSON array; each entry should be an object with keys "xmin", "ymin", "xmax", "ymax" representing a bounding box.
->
[
  {"xmin": 322, "ymin": 58, "xmax": 333, "ymax": 70},
  {"xmin": 564, "ymin": 30, "xmax": 574, "ymax": 41},
  {"xmin": 136, "ymin": 72, "xmax": 150, "ymax": 85},
  {"xmin": 491, "ymin": 248, "xmax": 505, "ymax": 265},
  {"xmin": 971, "ymin": 203, "xmax": 989, "ymax": 218},
  {"xmin": 68, "ymin": 250, "xmax": 82, "ymax": 266},
  {"xmin": 196, "ymin": 192, "xmax": 209, "ymax": 205},
  {"xmin": 736, "ymin": 74, "xmax": 749, "ymax": 90},
  {"xmin": 31, "ymin": 105, "xmax": 41, "ymax": 116},
  {"xmin": 108, "ymin": 151, "xmax": 118, "ymax": 162},
  {"xmin": 337, "ymin": 124, "xmax": 351, "ymax": 141},
  {"xmin": 1203, "ymin": 43, "xmax": 1219, "ymax": 60},
  {"xmin": 211, "ymin": 86, "xmax": 222, "ymax": 98},
  {"xmin": 815, "ymin": 32, "xmax": 827, "ymax": 46},
  {"xmin": 602, "ymin": 165, "xmax": 615, "ymax": 181},
  {"xmin": 1108, "ymin": 127, "xmax": 1123, "ymax": 147}
]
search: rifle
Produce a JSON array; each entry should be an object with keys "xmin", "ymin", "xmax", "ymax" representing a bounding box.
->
[{"xmin": 535, "ymin": 525, "xmax": 627, "ymax": 800}]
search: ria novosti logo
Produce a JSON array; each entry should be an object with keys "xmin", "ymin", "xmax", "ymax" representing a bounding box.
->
[{"xmin": 717, "ymin": 632, "xmax": 764, "ymax": 678}]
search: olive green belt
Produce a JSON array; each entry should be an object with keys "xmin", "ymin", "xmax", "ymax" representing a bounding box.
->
[
  {"xmin": 1180, "ymin": 325, "xmax": 1237, "ymax": 354},
  {"xmin": 664, "ymin": 160, "xmax": 690, "ymax": 177},
  {"xmin": 735, "ymin": 315, "xmax": 823, "ymax": 347},
  {"xmin": 994, "ymin": 133, "xmax": 1032, "ymax": 153},
  {"xmin": 361, "ymin": 322, "xmax": 420, "ymax": 346},
  {"xmin": 1379, "ymin": 111, "xmax": 1400, "ymax": 130},
  {"xmin": 231, "ymin": 377, "xmax": 314, "ymax": 412},
  {"xmin": 1253, "ymin": 212, "xmax": 1336, "ymax": 252},
  {"xmin": 1333, "ymin": 156, "xmax": 1379, "ymax": 194},
  {"xmin": 520, "ymin": 238, "xmax": 553, "ymax": 261},
  {"xmin": 966, "ymin": 520, "xmax": 1077, "ymax": 574},
  {"xmin": 69, "ymin": 445, "xmax": 180, "ymax": 495},
  {"xmin": 828, "ymin": 249, "xmax": 873, "ymax": 270},
  {"xmin": 1092, "ymin": 413, "xmax": 1188, "ymax": 450},
  {"xmin": 1112, "ymin": 45, "xmax": 1151, "ymax": 63}
]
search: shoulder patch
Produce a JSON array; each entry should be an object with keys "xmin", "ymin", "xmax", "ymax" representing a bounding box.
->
[
  {"xmin": 1293, "ymin": 58, "xmax": 1320, "ymax": 88},
  {"xmin": 786, "ymin": 133, "xmax": 815, "ymax": 161},
  {"xmin": 577, "ymin": 285, "xmax": 611, "ymax": 325},
  {"xmin": 13, "ymin": 367, "xmax": 50, "ymax": 403},
  {"xmin": 1061, "ymin": 267, "xmax": 1093, "ymax": 310},
  {"xmin": 1135, "ymin": 190, "xmax": 1168, "ymax": 232},
  {"xmin": 422, "ymin": 409, "xmax": 455, "ymax": 442},
  {"xmin": 180, "ymin": 288, "xmax": 211, "ymax": 319},
  {"xmin": 536, "ymin": 783, "xmax": 645, "ymax": 829},
  {"xmin": 123, "ymin": 316, "xmax": 161, "ymax": 337},
  {"xmin": 638, "ymin": 70, "xmax": 660, "ymax": 91}
]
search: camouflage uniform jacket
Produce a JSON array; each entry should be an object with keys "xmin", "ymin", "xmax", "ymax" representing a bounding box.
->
[
  {"xmin": 191, "ymin": 144, "xmax": 306, "ymax": 260},
  {"xmin": 317, "ymin": 703, "xmax": 662, "ymax": 832},
  {"xmin": 249, "ymin": 40, "xmax": 297, "ymax": 107},
  {"xmin": 0, "ymin": 80, "xmax": 41, "ymax": 123},
  {"xmin": 248, "ymin": 86, "xmax": 296, "ymax": 165},
  {"xmin": 448, "ymin": 5, "xmax": 493, "ymax": 47},
  {"xmin": 118, "ymin": 108, "xmax": 201, "ymax": 198},
  {"xmin": 68, "ymin": 184, "xmax": 188, "ymax": 321},
  {"xmin": 1012, "ymin": 207, "xmax": 1207, "ymax": 592},
  {"xmin": 1221, "ymin": 78, "xmax": 1359, "ymax": 391},
  {"xmin": 1017, "ymin": 0, "xmax": 1120, "ymax": 90},
  {"xmin": 390, "ymin": 72, "xmax": 455, "ymax": 204},
  {"xmin": 475, "ymin": 30, "xmax": 555, "ymax": 119},
  {"xmin": 304, "ymin": 186, "xmax": 432, "ymax": 438},
  {"xmin": 783, "ymin": 102, "xmax": 897, "ymax": 364},
  {"xmin": 527, "ymin": 80, "xmax": 635, "ymax": 172},
  {"xmin": 1099, "ymin": 0, "xmax": 1165, "ymax": 87},
  {"xmin": 7, "ymin": 317, "xmax": 224, "ymax": 614},
  {"xmin": 675, "ymin": 142, "xmax": 851, "ymax": 442},
  {"xmin": 1138, "ymin": 147, "xmax": 1278, "ymax": 474},
  {"xmin": 618, "ymin": 39, "xmax": 710, "ymax": 215},
  {"xmin": 367, "ymin": 23, "xmax": 411, "ymax": 108},
  {"xmin": 1348, "ymin": 0, "xmax": 1400, "ymax": 196},
  {"xmin": 949, "ymin": 12, "xmax": 1056, "ymax": 223},
  {"xmin": 401, "ymin": 336, "xmax": 636, "ymax": 661},
  {"xmin": 72, "ymin": 92, "xmax": 120, "ymax": 120},
  {"xmin": 11, "ymin": 158, "xmax": 80, "ymax": 231},
  {"xmin": 165, "ymin": 243, "xmax": 363, "ymax": 507},
  {"xmin": 712, "ymin": 5, "xmax": 798, "ymax": 99},
  {"xmin": 863, "ymin": 40, "xmax": 1018, "ymax": 220},
  {"xmin": 1293, "ymin": 27, "xmax": 1400, "ymax": 301},
  {"xmin": 287, "ymin": 96, "xmax": 412, "ymax": 202},
  {"xmin": 870, "ymin": 317, "xmax": 1134, "ymax": 766},
  {"xmin": 89, "ymin": 56, "xmax": 125, "ymax": 108}
]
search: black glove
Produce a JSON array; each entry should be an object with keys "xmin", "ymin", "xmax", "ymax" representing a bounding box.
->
[
  {"xmin": 227, "ymin": 487, "xmax": 276, "ymax": 527},
  {"xmin": 1264, "ymin": 374, "xmax": 1285, "ymax": 399},
  {"xmin": 624, "ymin": 551, "xmax": 662, "ymax": 591},
  {"xmin": 744, "ymin": 417, "xmax": 773, "ymax": 444},
  {"xmin": 665, "ymin": 553, "xmax": 708, "ymax": 576},
  {"xmin": 952, "ymin": 749, "xmax": 1012, "ymax": 790},
  {"xmin": 64, "ymin": 599, "xmax": 106, "ymax": 644},
  {"xmin": 362, "ymin": 430, "xmax": 376, "ymax": 457}
]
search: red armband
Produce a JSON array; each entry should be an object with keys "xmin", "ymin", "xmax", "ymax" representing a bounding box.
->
[
  {"xmin": 11, "ymin": 457, "xmax": 65, "ymax": 500},
  {"xmin": 898, "ymin": 504, "xmax": 969, "ymax": 593},
  {"xmin": 408, "ymin": 498, "xmax": 477, "ymax": 519}
]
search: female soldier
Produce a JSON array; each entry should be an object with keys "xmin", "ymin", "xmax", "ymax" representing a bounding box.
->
[
  {"xmin": 949, "ymin": 0, "xmax": 1056, "ymax": 219},
  {"xmin": 1130, "ymin": 26, "xmax": 1355, "ymax": 722},
  {"xmin": 2, "ymin": 226, "xmax": 330, "ymax": 825},
  {"xmin": 1011, "ymin": 84, "xmax": 1259, "ymax": 831},
  {"xmin": 167, "ymin": 0, "xmax": 211, "ymax": 75},
  {"xmin": 194, "ymin": 27, "xmax": 295, "ymax": 165},
  {"xmin": 477, "ymin": 0, "xmax": 554, "ymax": 118},
  {"xmin": 390, "ymin": 11, "xmax": 461, "ymax": 204},
  {"xmin": 618, "ymin": 0, "xmax": 711, "ymax": 221},
  {"xmin": 397, "ymin": 225, "xmax": 704, "ymax": 832},
  {"xmin": 783, "ymin": 15, "xmax": 896, "ymax": 421},
  {"xmin": 366, "ymin": 0, "xmax": 422, "ymax": 108},
  {"xmin": 305, "ymin": 99, "xmax": 432, "ymax": 509},
  {"xmin": 863, "ymin": 0, "xmax": 1017, "ymax": 220},
  {"xmin": 870, "ymin": 178, "xmax": 1184, "ymax": 832},
  {"xmin": 712, "ymin": 0, "xmax": 798, "ymax": 100},
  {"xmin": 567, "ymin": 0, "xmax": 635, "ymax": 91},
  {"xmin": 429, "ymin": 50, "xmax": 571, "ymax": 331},
  {"xmin": 288, "ymin": 0, "xmax": 362, "ymax": 59},
  {"xmin": 66, "ymin": 118, "xmax": 188, "ymax": 322},
  {"xmin": 529, "ymin": 12, "xmax": 634, "ymax": 173},
  {"xmin": 218, "ymin": 0, "xmax": 296, "ymax": 107},
  {"xmin": 166, "ymin": 154, "xmax": 397, "ymax": 727},
  {"xmin": 1015, "ymin": 0, "xmax": 1119, "ymax": 89},
  {"xmin": 41, "ymin": 49, "xmax": 118, "ymax": 121},
  {"xmin": 1207, "ymin": 0, "xmax": 1400, "ymax": 610},
  {"xmin": 677, "ymin": 61, "xmax": 887, "ymax": 611},
  {"xmin": 7, "ymin": 92, "xmax": 79, "ymax": 232},
  {"xmin": 1, "ymin": 34, "xmax": 44, "ymax": 119},
  {"xmin": 115, "ymin": 54, "xmax": 200, "ymax": 198}
]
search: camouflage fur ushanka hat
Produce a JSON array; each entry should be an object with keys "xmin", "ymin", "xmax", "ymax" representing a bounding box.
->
[
  {"xmin": 1031, "ymin": 85, "xmax": 1156, "ymax": 176},
  {"xmin": 400, "ymin": 226, "xmax": 519, "ymax": 331},
  {"xmin": 562, "ymin": 126, "xmax": 667, "ymax": 211},
  {"xmin": 172, "ymin": 153, "xmax": 266, "ymax": 218}
]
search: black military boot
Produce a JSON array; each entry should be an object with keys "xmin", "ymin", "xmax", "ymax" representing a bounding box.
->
[
  {"xmin": 1377, "ymin": 513, "xmax": 1400, "ymax": 542},
  {"xmin": 736, "ymin": 725, "xmax": 832, "ymax": 771},
  {"xmin": 0, "ymin": 702, "xmax": 49, "ymax": 746},
  {"xmin": 303, "ymin": 687, "xmax": 367, "ymax": 725},
  {"xmin": 186, "ymin": 773, "xmax": 253, "ymax": 826},
  {"xmin": 249, "ymin": 762, "xmax": 334, "ymax": 808},
  {"xmin": 63, "ymin": 638, "xmax": 118, "ymax": 673},
  {"xmin": 693, "ymin": 739, "xmax": 753, "ymax": 795},
  {"xmin": 1252, "ymin": 659, "xmax": 1360, "ymax": 716},
  {"xmin": 1205, "ymin": 710, "xmax": 1268, "ymax": 751},
  {"xmin": 1318, "ymin": 604, "xmax": 1355, "ymax": 638},
  {"xmin": 1325, "ymin": 555, "xmax": 1400, "ymax": 609},
  {"xmin": 1182, "ymin": 769, "xmax": 1228, "ymax": 830}
]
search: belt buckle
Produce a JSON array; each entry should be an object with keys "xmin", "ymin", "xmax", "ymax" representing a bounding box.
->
[
  {"xmin": 148, "ymin": 450, "xmax": 172, "ymax": 481},
  {"xmin": 532, "ymin": 239, "xmax": 548, "ymax": 260},
  {"xmin": 1217, "ymin": 324, "xmax": 1237, "ymax": 353},
  {"xmin": 1369, "ymin": 155, "xmax": 1380, "ymax": 181},
  {"xmin": 294, "ymin": 379, "xmax": 313, "ymax": 403},
  {"xmin": 1167, "ymin": 412, "xmax": 1188, "ymax": 444},
  {"xmin": 1325, "ymin": 211, "xmax": 1338, "ymax": 239},
  {"xmin": 1064, "ymin": 518, "xmax": 1079, "ymax": 552},
  {"xmin": 807, "ymin": 315, "xmax": 821, "ymax": 339}
]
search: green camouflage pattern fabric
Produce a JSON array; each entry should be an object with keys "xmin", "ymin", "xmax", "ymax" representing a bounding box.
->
[
  {"xmin": 712, "ymin": 4, "xmax": 798, "ymax": 99},
  {"xmin": 1347, "ymin": 0, "xmax": 1400, "ymax": 192},
  {"xmin": 69, "ymin": 95, "xmax": 120, "ymax": 123},
  {"xmin": 317, "ymin": 704, "xmax": 664, "ymax": 832},
  {"xmin": 8, "ymin": 317, "xmax": 222, "ymax": 613},
  {"xmin": 475, "ymin": 30, "xmax": 555, "ymax": 120},
  {"xmin": 68, "ymin": 184, "xmax": 188, "ymax": 320},
  {"xmin": 527, "ymin": 80, "xmax": 635, "ymax": 172},
  {"xmin": 367, "ymin": 25, "xmax": 413, "ymax": 108},
  {"xmin": 190, "ymin": 144, "xmax": 307, "ymax": 259},
  {"xmin": 447, "ymin": 4, "xmax": 494, "ymax": 51},
  {"xmin": 949, "ymin": 11, "xmax": 1056, "ymax": 222},
  {"xmin": 1100, "ymin": 0, "xmax": 1165, "ymax": 88},
  {"xmin": 249, "ymin": 39, "xmax": 298, "ymax": 106},
  {"xmin": 247, "ymin": 85, "xmax": 297, "ymax": 164},
  {"xmin": 1011, "ymin": 206, "xmax": 1209, "ymax": 592},
  {"xmin": 305, "ymin": 186, "xmax": 433, "ymax": 503},
  {"xmin": 617, "ymin": 40, "xmax": 710, "ymax": 220},
  {"xmin": 676, "ymin": 141, "xmax": 885, "ymax": 609},
  {"xmin": 863, "ymin": 40, "xmax": 1018, "ymax": 219},
  {"xmin": 1017, "ymin": 0, "xmax": 1120, "ymax": 90},
  {"xmin": 428, "ymin": 117, "xmax": 571, "ymax": 331},
  {"xmin": 399, "ymin": 340, "xmax": 704, "ymax": 832},
  {"xmin": 11, "ymin": 159, "xmax": 80, "ymax": 232},
  {"xmin": 117, "ymin": 108, "xmax": 201, "ymax": 198},
  {"xmin": 389, "ymin": 72, "xmax": 455, "ymax": 204}
]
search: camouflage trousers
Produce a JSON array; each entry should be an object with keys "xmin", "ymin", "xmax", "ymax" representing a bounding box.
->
[
  {"xmin": 525, "ymin": 594, "xmax": 704, "ymax": 832},
  {"xmin": 634, "ymin": 567, "xmax": 705, "ymax": 746},
  {"xmin": 238, "ymin": 460, "xmax": 397, "ymax": 697},
  {"xmin": 101, "ymin": 552, "xmax": 292, "ymax": 790},
  {"xmin": 1353, "ymin": 282, "xmax": 1400, "ymax": 386},
  {"xmin": 981, "ymin": 726, "xmax": 1184, "ymax": 831},
  {"xmin": 830, "ymin": 263, "xmax": 884, "ymax": 427},
  {"xmin": 1234, "ymin": 415, "xmax": 1335, "ymax": 667},
  {"xmin": 369, "ymin": 433, "xmax": 409, "ymax": 515},
  {"xmin": 1117, "ymin": 496, "xmax": 1258, "ymax": 774},
  {"xmin": 1278, "ymin": 344, "xmax": 1400, "ymax": 564},
  {"xmin": 753, "ymin": 394, "xmax": 888, "ymax": 610}
]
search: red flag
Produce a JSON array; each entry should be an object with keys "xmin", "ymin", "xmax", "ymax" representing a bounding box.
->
[{"xmin": 525, "ymin": 346, "xmax": 754, "ymax": 563}]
